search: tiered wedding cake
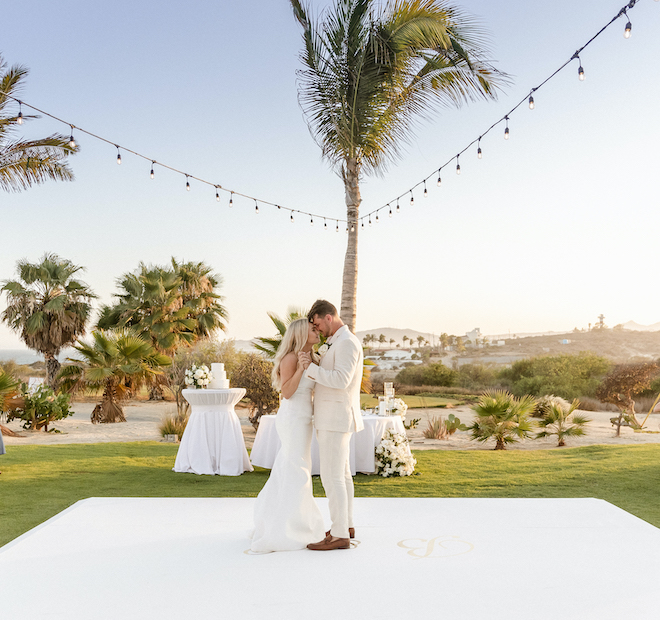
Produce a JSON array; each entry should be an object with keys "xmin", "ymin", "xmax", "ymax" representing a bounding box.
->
[{"xmin": 209, "ymin": 363, "xmax": 230, "ymax": 389}]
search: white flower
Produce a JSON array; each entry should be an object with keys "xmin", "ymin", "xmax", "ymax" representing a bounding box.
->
[{"xmin": 318, "ymin": 344, "xmax": 329, "ymax": 356}]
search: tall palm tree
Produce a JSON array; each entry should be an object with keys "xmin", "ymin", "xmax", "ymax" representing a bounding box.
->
[
  {"xmin": 290, "ymin": 0, "xmax": 507, "ymax": 332},
  {"xmin": 1, "ymin": 253, "xmax": 97, "ymax": 387},
  {"xmin": 97, "ymin": 259, "xmax": 227, "ymax": 355},
  {"xmin": 0, "ymin": 55, "xmax": 78, "ymax": 192},
  {"xmin": 59, "ymin": 329, "xmax": 171, "ymax": 423}
]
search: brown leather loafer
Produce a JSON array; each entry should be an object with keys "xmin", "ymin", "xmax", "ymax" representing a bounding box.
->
[
  {"xmin": 325, "ymin": 528, "xmax": 355, "ymax": 539},
  {"xmin": 307, "ymin": 537, "xmax": 351, "ymax": 551}
]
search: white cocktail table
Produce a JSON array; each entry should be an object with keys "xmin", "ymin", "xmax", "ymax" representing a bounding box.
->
[
  {"xmin": 173, "ymin": 388, "xmax": 253, "ymax": 476},
  {"xmin": 250, "ymin": 414, "xmax": 405, "ymax": 475}
]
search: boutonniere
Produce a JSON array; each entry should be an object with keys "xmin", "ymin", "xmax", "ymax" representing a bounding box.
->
[{"xmin": 318, "ymin": 343, "xmax": 331, "ymax": 356}]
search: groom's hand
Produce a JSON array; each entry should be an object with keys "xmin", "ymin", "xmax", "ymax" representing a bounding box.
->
[{"xmin": 298, "ymin": 352, "xmax": 311, "ymax": 369}]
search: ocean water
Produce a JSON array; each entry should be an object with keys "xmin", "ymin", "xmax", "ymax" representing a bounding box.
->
[{"xmin": 0, "ymin": 349, "xmax": 76, "ymax": 365}]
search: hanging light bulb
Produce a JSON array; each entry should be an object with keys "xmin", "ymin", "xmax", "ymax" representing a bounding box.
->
[
  {"xmin": 409, "ymin": 190, "xmax": 414, "ymax": 206},
  {"xmin": 68, "ymin": 126, "xmax": 76, "ymax": 148},
  {"xmin": 504, "ymin": 116, "xmax": 510, "ymax": 140},
  {"xmin": 578, "ymin": 64, "xmax": 585, "ymax": 80},
  {"xmin": 150, "ymin": 162, "xmax": 155, "ymax": 179},
  {"xmin": 229, "ymin": 192, "xmax": 233, "ymax": 207},
  {"xmin": 324, "ymin": 218, "xmax": 327, "ymax": 230},
  {"xmin": 336, "ymin": 221, "xmax": 339, "ymax": 232},
  {"xmin": 216, "ymin": 187, "xmax": 220, "ymax": 201},
  {"xmin": 396, "ymin": 198, "xmax": 400, "ymax": 213},
  {"xmin": 116, "ymin": 146, "xmax": 122, "ymax": 165},
  {"xmin": 310, "ymin": 216, "xmax": 314, "ymax": 226},
  {"xmin": 376, "ymin": 212, "xmax": 379, "ymax": 223},
  {"xmin": 423, "ymin": 181, "xmax": 428, "ymax": 198},
  {"xmin": 361, "ymin": 220, "xmax": 365, "ymax": 228},
  {"xmin": 17, "ymin": 101, "xmax": 23, "ymax": 125},
  {"xmin": 624, "ymin": 16, "xmax": 632, "ymax": 38},
  {"xmin": 528, "ymin": 94, "xmax": 535, "ymax": 110},
  {"xmin": 350, "ymin": 223, "xmax": 355, "ymax": 232},
  {"xmin": 255, "ymin": 200, "xmax": 259, "ymax": 214},
  {"xmin": 291, "ymin": 212, "xmax": 294, "ymax": 223},
  {"xmin": 389, "ymin": 204, "xmax": 393, "ymax": 217},
  {"xmin": 436, "ymin": 170, "xmax": 442, "ymax": 186},
  {"xmin": 456, "ymin": 155, "xmax": 461, "ymax": 175},
  {"xmin": 477, "ymin": 139, "xmax": 482, "ymax": 159},
  {"xmin": 369, "ymin": 215, "xmax": 372, "ymax": 226},
  {"xmin": 186, "ymin": 176, "xmax": 191, "ymax": 191}
]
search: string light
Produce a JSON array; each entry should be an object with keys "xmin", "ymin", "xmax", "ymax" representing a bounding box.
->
[
  {"xmin": 0, "ymin": 0, "xmax": 645, "ymax": 235},
  {"xmin": 216, "ymin": 186, "xmax": 220, "ymax": 201},
  {"xmin": 291, "ymin": 212, "xmax": 294, "ymax": 223},
  {"xmin": 409, "ymin": 190, "xmax": 414, "ymax": 206},
  {"xmin": 375, "ymin": 212, "xmax": 379, "ymax": 223},
  {"xmin": 255, "ymin": 200, "xmax": 259, "ymax": 214},
  {"xmin": 310, "ymin": 216, "xmax": 314, "ymax": 226},
  {"xmin": 336, "ymin": 221, "xmax": 339, "ymax": 232},
  {"xmin": 229, "ymin": 192, "xmax": 233, "ymax": 207},
  {"xmin": 324, "ymin": 218, "xmax": 327, "ymax": 230},
  {"xmin": 396, "ymin": 198, "xmax": 400, "ymax": 213},
  {"xmin": 389, "ymin": 204, "xmax": 393, "ymax": 217},
  {"xmin": 623, "ymin": 11, "xmax": 632, "ymax": 37},
  {"xmin": 351, "ymin": 222, "xmax": 355, "ymax": 232}
]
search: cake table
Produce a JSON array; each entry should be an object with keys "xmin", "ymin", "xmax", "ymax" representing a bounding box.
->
[{"xmin": 173, "ymin": 388, "xmax": 253, "ymax": 476}]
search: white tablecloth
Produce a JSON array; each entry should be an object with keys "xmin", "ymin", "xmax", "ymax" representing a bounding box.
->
[
  {"xmin": 173, "ymin": 388, "xmax": 253, "ymax": 476},
  {"xmin": 250, "ymin": 414, "xmax": 406, "ymax": 475}
]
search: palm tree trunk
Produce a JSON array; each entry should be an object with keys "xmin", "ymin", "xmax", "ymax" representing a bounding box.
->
[
  {"xmin": 340, "ymin": 157, "xmax": 361, "ymax": 333},
  {"xmin": 44, "ymin": 353, "xmax": 61, "ymax": 389}
]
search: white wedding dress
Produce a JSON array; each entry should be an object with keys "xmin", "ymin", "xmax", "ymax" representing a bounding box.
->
[{"xmin": 251, "ymin": 373, "xmax": 325, "ymax": 552}]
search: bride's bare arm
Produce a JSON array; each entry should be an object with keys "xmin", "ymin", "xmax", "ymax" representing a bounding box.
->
[{"xmin": 280, "ymin": 352, "xmax": 305, "ymax": 399}]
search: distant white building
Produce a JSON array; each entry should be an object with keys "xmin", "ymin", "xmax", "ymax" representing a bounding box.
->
[{"xmin": 366, "ymin": 349, "xmax": 422, "ymax": 370}]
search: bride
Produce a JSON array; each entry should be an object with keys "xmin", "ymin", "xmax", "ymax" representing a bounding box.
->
[{"xmin": 251, "ymin": 318, "xmax": 325, "ymax": 552}]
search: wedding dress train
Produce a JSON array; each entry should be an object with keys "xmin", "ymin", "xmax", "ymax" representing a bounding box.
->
[{"xmin": 251, "ymin": 373, "xmax": 325, "ymax": 552}]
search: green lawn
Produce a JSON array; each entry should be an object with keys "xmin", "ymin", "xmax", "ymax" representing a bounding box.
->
[
  {"xmin": 1, "ymin": 442, "xmax": 659, "ymax": 547},
  {"xmin": 360, "ymin": 393, "xmax": 460, "ymax": 409}
]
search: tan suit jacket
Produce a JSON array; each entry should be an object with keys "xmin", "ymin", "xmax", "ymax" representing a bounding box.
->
[{"xmin": 306, "ymin": 325, "xmax": 364, "ymax": 433}]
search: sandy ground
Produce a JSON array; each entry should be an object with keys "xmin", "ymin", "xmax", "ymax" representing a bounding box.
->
[{"xmin": 3, "ymin": 400, "xmax": 660, "ymax": 451}]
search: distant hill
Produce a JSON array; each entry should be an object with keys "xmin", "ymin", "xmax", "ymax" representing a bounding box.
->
[
  {"xmin": 356, "ymin": 327, "xmax": 437, "ymax": 346},
  {"xmin": 621, "ymin": 321, "xmax": 660, "ymax": 332}
]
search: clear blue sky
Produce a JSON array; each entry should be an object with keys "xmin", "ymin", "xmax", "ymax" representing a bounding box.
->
[{"xmin": 2, "ymin": 0, "xmax": 659, "ymax": 348}]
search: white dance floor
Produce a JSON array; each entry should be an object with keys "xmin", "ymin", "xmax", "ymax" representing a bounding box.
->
[{"xmin": 2, "ymin": 497, "xmax": 659, "ymax": 619}]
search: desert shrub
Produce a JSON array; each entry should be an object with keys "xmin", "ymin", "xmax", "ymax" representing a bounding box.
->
[
  {"xmin": 455, "ymin": 363, "xmax": 500, "ymax": 390},
  {"xmin": 574, "ymin": 396, "xmax": 616, "ymax": 412},
  {"xmin": 7, "ymin": 383, "xmax": 74, "ymax": 431},
  {"xmin": 500, "ymin": 353, "xmax": 611, "ymax": 400},
  {"xmin": 533, "ymin": 395, "xmax": 571, "ymax": 419},
  {"xmin": 423, "ymin": 415, "xmax": 448, "ymax": 439},
  {"xmin": 231, "ymin": 353, "xmax": 279, "ymax": 429},
  {"xmin": 159, "ymin": 408, "xmax": 189, "ymax": 439},
  {"xmin": 395, "ymin": 362, "xmax": 456, "ymax": 387}
]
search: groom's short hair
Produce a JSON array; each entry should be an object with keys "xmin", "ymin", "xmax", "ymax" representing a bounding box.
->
[{"xmin": 308, "ymin": 299, "xmax": 338, "ymax": 321}]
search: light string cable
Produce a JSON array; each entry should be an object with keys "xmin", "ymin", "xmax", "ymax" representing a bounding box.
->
[
  {"xmin": 0, "ymin": 95, "xmax": 348, "ymax": 227},
  {"xmin": 358, "ymin": 0, "xmax": 649, "ymax": 226},
  {"xmin": 0, "ymin": 0, "xmax": 651, "ymax": 229}
]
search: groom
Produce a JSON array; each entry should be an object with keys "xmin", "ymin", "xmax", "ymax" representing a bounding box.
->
[{"xmin": 300, "ymin": 299, "xmax": 364, "ymax": 551}]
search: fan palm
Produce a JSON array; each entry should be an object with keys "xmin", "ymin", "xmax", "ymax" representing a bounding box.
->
[
  {"xmin": 0, "ymin": 55, "xmax": 78, "ymax": 192},
  {"xmin": 0, "ymin": 371, "xmax": 21, "ymax": 437},
  {"xmin": 1, "ymin": 253, "xmax": 97, "ymax": 387},
  {"xmin": 469, "ymin": 390, "xmax": 536, "ymax": 450},
  {"xmin": 58, "ymin": 329, "xmax": 171, "ymax": 423},
  {"xmin": 535, "ymin": 399, "xmax": 591, "ymax": 447},
  {"xmin": 253, "ymin": 307, "xmax": 307, "ymax": 358},
  {"xmin": 290, "ymin": 0, "xmax": 507, "ymax": 331}
]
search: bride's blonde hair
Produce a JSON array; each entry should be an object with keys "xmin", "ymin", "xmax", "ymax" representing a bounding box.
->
[{"xmin": 272, "ymin": 318, "xmax": 317, "ymax": 391}]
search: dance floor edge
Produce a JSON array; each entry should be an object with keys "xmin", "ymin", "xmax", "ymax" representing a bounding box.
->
[{"xmin": 1, "ymin": 497, "xmax": 659, "ymax": 620}]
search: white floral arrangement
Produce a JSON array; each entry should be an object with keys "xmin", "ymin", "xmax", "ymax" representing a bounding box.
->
[
  {"xmin": 375, "ymin": 429, "xmax": 416, "ymax": 477},
  {"xmin": 390, "ymin": 397, "xmax": 408, "ymax": 418},
  {"xmin": 184, "ymin": 364, "xmax": 212, "ymax": 389},
  {"xmin": 317, "ymin": 343, "xmax": 330, "ymax": 356}
]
